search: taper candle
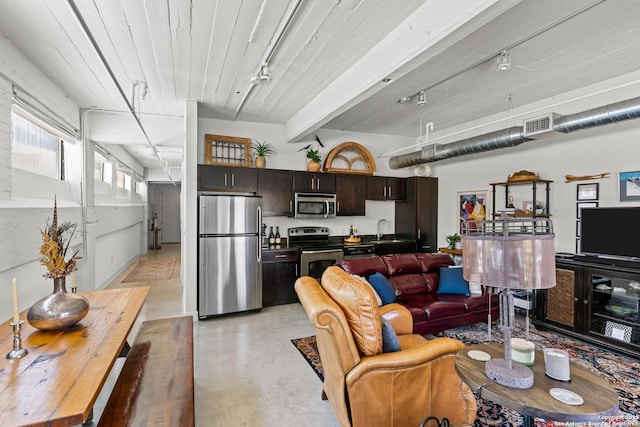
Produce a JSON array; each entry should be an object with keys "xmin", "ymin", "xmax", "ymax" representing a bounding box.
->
[
  {"xmin": 72, "ymin": 272, "xmax": 76, "ymax": 288},
  {"xmin": 12, "ymin": 278, "xmax": 19, "ymax": 323}
]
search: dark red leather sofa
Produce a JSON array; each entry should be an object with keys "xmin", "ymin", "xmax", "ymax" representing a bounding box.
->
[{"xmin": 337, "ymin": 253, "xmax": 499, "ymax": 336}]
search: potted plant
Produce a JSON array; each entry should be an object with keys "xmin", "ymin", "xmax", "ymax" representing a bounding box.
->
[
  {"xmin": 446, "ymin": 233, "xmax": 461, "ymax": 250},
  {"xmin": 251, "ymin": 140, "xmax": 276, "ymax": 168},
  {"xmin": 306, "ymin": 148, "xmax": 322, "ymax": 172}
]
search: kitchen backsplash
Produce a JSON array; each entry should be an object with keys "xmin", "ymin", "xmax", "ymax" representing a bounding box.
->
[{"xmin": 263, "ymin": 199, "xmax": 396, "ymax": 237}]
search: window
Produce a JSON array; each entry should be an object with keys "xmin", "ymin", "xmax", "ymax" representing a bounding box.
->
[
  {"xmin": 11, "ymin": 111, "xmax": 67, "ymax": 179},
  {"xmin": 135, "ymin": 181, "xmax": 146, "ymax": 195},
  {"xmin": 116, "ymin": 168, "xmax": 132, "ymax": 191},
  {"xmin": 94, "ymin": 151, "xmax": 112, "ymax": 183}
]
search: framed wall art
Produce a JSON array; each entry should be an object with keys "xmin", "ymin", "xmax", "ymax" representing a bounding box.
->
[
  {"xmin": 576, "ymin": 201, "xmax": 598, "ymax": 219},
  {"xmin": 458, "ymin": 190, "xmax": 489, "ymax": 233},
  {"xmin": 577, "ymin": 183, "xmax": 599, "ymax": 201},
  {"xmin": 205, "ymin": 134, "xmax": 251, "ymax": 167},
  {"xmin": 619, "ymin": 170, "xmax": 640, "ymax": 201}
]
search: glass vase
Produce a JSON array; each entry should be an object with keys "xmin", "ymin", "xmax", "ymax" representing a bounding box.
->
[{"xmin": 27, "ymin": 277, "xmax": 90, "ymax": 331}]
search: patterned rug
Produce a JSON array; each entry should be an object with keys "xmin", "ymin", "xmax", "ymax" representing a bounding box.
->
[
  {"xmin": 121, "ymin": 258, "xmax": 177, "ymax": 283},
  {"xmin": 292, "ymin": 322, "xmax": 640, "ymax": 426}
]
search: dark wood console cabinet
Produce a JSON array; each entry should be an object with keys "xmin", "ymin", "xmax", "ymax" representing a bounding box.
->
[{"xmin": 534, "ymin": 257, "xmax": 640, "ymax": 358}]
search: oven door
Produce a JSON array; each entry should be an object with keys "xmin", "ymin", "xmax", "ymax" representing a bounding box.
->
[{"xmin": 300, "ymin": 248, "xmax": 344, "ymax": 280}]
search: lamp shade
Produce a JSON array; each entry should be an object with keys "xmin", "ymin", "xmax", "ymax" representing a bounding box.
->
[{"xmin": 462, "ymin": 219, "xmax": 556, "ymax": 290}]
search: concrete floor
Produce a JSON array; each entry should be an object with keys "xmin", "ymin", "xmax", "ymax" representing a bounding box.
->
[{"xmin": 88, "ymin": 243, "xmax": 338, "ymax": 427}]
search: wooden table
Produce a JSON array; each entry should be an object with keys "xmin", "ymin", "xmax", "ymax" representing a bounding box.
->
[
  {"xmin": 455, "ymin": 344, "xmax": 619, "ymax": 426},
  {"xmin": 0, "ymin": 286, "xmax": 150, "ymax": 427}
]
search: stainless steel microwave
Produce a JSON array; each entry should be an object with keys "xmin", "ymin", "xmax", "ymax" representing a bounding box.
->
[{"xmin": 294, "ymin": 193, "xmax": 336, "ymax": 219}]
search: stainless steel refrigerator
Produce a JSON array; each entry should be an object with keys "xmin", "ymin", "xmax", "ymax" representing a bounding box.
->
[{"xmin": 198, "ymin": 194, "xmax": 262, "ymax": 318}]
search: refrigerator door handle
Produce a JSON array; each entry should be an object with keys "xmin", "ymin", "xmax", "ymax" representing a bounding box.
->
[{"xmin": 257, "ymin": 205, "xmax": 262, "ymax": 262}]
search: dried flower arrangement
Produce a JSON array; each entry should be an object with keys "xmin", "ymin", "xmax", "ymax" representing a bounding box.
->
[{"xmin": 39, "ymin": 199, "xmax": 81, "ymax": 279}]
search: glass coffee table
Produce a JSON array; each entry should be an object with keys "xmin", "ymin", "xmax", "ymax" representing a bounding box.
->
[{"xmin": 455, "ymin": 343, "xmax": 619, "ymax": 426}]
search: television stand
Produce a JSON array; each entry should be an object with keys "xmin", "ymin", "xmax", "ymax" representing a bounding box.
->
[
  {"xmin": 573, "ymin": 254, "xmax": 640, "ymax": 270},
  {"xmin": 534, "ymin": 257, "xmax": 640, "ymax": 359}
]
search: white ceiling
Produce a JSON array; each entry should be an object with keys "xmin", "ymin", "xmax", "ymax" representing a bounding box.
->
[{"xmin": 0, "ymin": 0, "xmax": 639, "ymax": 171}]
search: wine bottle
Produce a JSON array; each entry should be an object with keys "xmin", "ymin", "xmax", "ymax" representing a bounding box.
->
[
  {"xmin": 269, "ymin": 226, "xmax": 275, "ymax": 245},
  {"xmin": 275, "ymin": 226, "xmax": 281, "ymax": 244},
  {"xmin": 349, "ymin": 224, "xmax": 354, "ymax": 237}
]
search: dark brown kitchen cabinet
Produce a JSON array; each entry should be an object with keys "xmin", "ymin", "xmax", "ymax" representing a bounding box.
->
[
  {"xmin": 198, "ymin": 164, "xmax": 257, "ymax": 192},
  {"xmin": 262, "ymin": 248, "xmax": 300, "ymax": 306},
  {"xmin": 294, "ymin": 171, "xmax": 336, "ymax": 193},
  {"xmin": 258, "ymin": 169, "xmax": 293, "ymax": 216},
  {"xmin": 336, "ymin": 174, "xmax": 366, "ymax": 216},
  {"xmin": 366, "ymin": 176, "xmax": 406, "ymax": 201},
  {"xmin": 395, "ymin": 177, "xmax": 438, "ymax": 252}
]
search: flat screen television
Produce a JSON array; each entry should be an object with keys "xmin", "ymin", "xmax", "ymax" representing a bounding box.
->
[{"xmin": 580, "ymin": 206, "xmax": 640, "ymax": 263}]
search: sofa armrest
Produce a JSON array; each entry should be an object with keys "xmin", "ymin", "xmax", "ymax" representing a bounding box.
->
[
  {"xmin": 379, "ymin": 303, "xmax": 413, "ymax": 335},
  {"xmin": 345, "ymin": 337, "xmax": 475, "ymax": 426}
]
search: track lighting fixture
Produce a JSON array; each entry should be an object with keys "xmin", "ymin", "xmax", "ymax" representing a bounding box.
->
[
  {"xmin": 497, "ymin": 50, "xmax": 511, "ymax": 71},
  {"xmin": 417, "ymin": 91, "xmax": 426, "ymax": 106},
  {"xmin": 250, "ymin": 62, "xmax": 272, "ymax": 84},
  {"xmin": 259, "ymin": 63, "xmax": 271, "ymax": 81}
]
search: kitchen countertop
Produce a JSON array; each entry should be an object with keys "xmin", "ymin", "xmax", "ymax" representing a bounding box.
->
[{"xmin": 262, "ymin": 235, "xmax": 416, "ymax": 252}]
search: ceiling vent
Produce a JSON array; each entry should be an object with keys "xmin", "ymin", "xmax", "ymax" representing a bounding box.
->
[
  {"xmin": 421, "ymin": 144, "xmax": 439, "ymax": 158},
  {"xmin": 523, "ymin": 113, "xmax": 561, "ymax": 139}
]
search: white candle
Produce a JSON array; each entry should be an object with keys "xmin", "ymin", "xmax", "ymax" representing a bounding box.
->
[
  {"xmin": 12, "ymin": 278, "xmax": 19, "ymax": 323},
  {"xmin": 72, "ymin": 272, "xmax": 76, "ymax": 288}
]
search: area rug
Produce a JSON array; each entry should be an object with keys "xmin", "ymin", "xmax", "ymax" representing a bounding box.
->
[
  {"xmin": 121, "ymin": 258, "xmax": 177, "ymax": 283},
  {"xmin": 292, "ymin": 323, "xmax": 640, "ymax": 427}
]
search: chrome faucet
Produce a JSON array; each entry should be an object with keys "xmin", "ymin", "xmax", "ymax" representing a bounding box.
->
[{"xmin": 377, "ymin": 219, "xmax": 390, "ymax": 240}]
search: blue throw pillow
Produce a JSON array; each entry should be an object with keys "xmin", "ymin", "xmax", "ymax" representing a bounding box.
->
[
  {"xmin": 381, "ymin": 317, "xmax": 401, "ymax": 353},
  {"xmin": 437, "ymin": 267, "xmax": 470, "ymax": 296},
  {"xmin": 368, "ymin": 272, "xmax": 396, "ymax": 304}
]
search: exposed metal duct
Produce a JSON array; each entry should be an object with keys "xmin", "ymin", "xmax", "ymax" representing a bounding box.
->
[
  {"xmin": 389, "ymin": 127, "xmax": 528, "ymax": 169},
  {"xmin": 553, "ymin": 96, "xmax": 640, "ymax": 132},
  {"xmin": 389, "ymin": 96, "xmax": 640, "ymax": 169}
]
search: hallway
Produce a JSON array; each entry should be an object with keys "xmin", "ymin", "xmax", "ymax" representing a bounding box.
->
[{"xmin": 94, "ymin": 244, "xmax": 337, "ymax": 426}]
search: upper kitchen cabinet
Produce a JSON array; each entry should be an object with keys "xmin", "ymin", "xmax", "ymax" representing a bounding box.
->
[
  {"xmin": 198, "ymin": 165, "xmax": 258, "ymax": 192},
  {"xmin": 366, "ymin": 176, "xmax": 406, "ymax": 201},
  {"xmin": 294, "ymin": 171, "xmax": 336, "ymax": 193},
  {"xmin": 335, "ymin": 174, "xmax": 366, "ymax": 216},
  {"xmin": 258, "ymin": 169, "xmax": 294, "ymax": 217},
  {"xmin": 395, "ymin": 177, "xmax": 438, "ymax": 252}
]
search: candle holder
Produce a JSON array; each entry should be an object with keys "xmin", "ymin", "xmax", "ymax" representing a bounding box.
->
[{"xmin": 6, "ymin": 320, "xmax": 29, "ymax": 359}]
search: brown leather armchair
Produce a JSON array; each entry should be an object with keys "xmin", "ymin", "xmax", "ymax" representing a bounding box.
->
[{"xmin": 295, "ymin": 266, "xmax": 476, "ymax": 427}]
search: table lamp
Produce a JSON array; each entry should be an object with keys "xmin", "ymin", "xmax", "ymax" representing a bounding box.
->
[{"xmin": 462, "ymin": 217, "xmax": 555, "ymax": 389}]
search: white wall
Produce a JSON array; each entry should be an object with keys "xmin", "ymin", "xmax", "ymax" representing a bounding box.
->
[
  {"xmin": 434, "ymin": 122, "xmax": 639, "ymax": 253},
  {"xmin": 0, "ymin": 35, "xmax": 147, "ymax": 322},
  {"xmin": 430, "ymin": 73, "xmax": 640, "ymax": 253},
  {"xmin": 94, "ymin": 221, "xmax": 142, "ymax": 287}
]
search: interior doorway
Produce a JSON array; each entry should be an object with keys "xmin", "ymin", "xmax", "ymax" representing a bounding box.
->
[{"xmin": 148, "ymin": 182, "xmax": 182, "ymax": 244}]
